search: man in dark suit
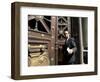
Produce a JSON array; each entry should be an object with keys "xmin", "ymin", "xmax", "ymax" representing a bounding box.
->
[{"xmin": 63, "ymin": 30, "xmax": 77, "ymax": 65}]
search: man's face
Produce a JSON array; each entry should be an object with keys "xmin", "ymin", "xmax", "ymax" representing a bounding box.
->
[{"xmin": 64, "ymin": 31, "xmax": 69, "ymax": 38}]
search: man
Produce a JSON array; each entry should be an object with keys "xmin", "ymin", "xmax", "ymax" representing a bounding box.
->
[{"xmin": 63, "ymin": 30, "xmax": 77, "ymax": 65}]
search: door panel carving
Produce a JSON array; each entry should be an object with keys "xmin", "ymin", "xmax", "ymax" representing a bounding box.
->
[{"xmin": 28, "ymin": 44, "xmax": 50, "ymax": 66}]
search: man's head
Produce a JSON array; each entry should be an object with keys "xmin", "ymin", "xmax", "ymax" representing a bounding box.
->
[{"xmin": 64, "ymin": 30, "xmax": 70, "ymax": 38}]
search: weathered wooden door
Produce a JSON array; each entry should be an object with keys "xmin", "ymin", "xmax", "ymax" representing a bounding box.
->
[
  {"xmin": 55, "ymin": 16, "xmax": 71, "ymax": 65},
  {"xmin": 28, "ymin": 15, "xmax": 56, "ymax": 66},
  {"xmin": 55, "ymin": 17, "xmax": 81, "ymax": 65}
]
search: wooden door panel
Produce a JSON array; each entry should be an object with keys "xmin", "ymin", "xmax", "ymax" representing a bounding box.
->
[
  {"xmin": 28, "ymin": 42, "xmax": 50, "ymax": 66},
  {"xmin": 28, "ymin": 30, "xmax": 51, "ymax": 41},
  {"xmin": 55, "ymin": 16, "xmax": 71, "ymax": 65},
  {"xmin": 28, "ymin": 15, "xmax": 56, "ymax": 66}
]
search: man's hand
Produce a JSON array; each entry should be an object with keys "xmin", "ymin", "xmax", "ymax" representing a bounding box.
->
[{"xmin": 67, "ymin": 47, "xmax": 73, "ymax": 54}]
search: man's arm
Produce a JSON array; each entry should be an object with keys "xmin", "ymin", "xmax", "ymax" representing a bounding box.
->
[{"xmin": 67, "ymin": 38, "xmax": 77, "ymax": 54}]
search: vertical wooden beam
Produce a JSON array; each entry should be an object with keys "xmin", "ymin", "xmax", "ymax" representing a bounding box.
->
[
  {"xmin": 79, "ymin": 17, "xmax": 84, "ymax": 64},
  {"xmin": 67, "ymin": 17, "xmax": 71, "ymax": 34},
  {"xmin": 55, "ymin": 17, "xmax": 59, "ymax": 65},
  {"xmin": 50, "ymin": 16, "xmax": 56, "ymax": 65}
]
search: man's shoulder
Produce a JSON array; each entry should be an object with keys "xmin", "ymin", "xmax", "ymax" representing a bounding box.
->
[{"xmin": 69, "ymin": 37, "xmax": 75, "ymax": 41}]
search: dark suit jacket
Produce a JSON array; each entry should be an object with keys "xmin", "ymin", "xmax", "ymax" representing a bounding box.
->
[{"xmin": 63, "ymin": 37, "xmax": 77, "ymax": 64}]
